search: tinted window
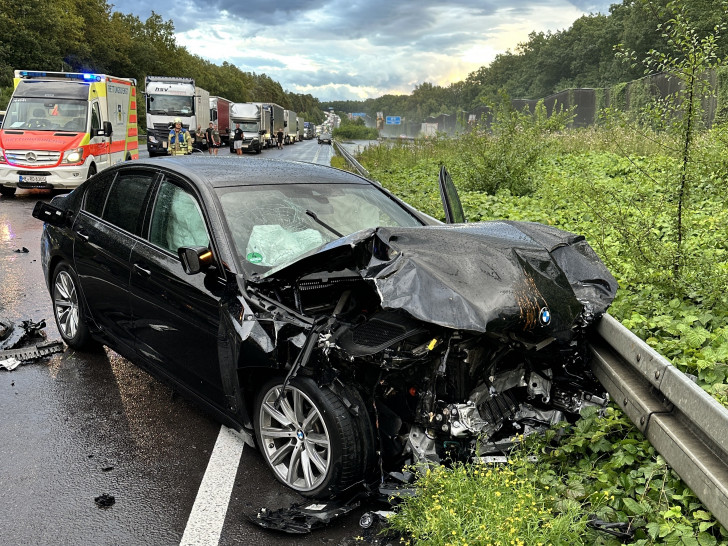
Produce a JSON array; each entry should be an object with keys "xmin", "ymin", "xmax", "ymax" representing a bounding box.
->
[
  {"xmin": 83, "ymin": 173, "xmax": 114, "ymax": 217},
  {"xmin": 149, "ymin": 179, "xmax": 209, "ymax": 253},
  {"xmin": 102, "ymin": 172, "xmax": 154, "ymax": 234}
]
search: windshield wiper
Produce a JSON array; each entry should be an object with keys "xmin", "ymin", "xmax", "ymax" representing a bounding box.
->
[{"xmin": 305, "ymin": 210, "xmax": 343, "ymax": 238}]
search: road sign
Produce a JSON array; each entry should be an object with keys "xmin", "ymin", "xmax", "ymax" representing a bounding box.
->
[
  {"xmin": 351, "ymin": 112, "xmax": 366, "ymax": 118},
  {"xmin": 385, "ymin": 116, "xmax": 401, "ymax": 125}
]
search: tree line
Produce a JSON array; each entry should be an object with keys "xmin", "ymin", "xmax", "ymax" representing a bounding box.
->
[
  {"xmin": 0, "ymin": 0, "xmax": 325, "ymax": 127},
  {"xmin": 1, "ymin": 0, "xmax": 725, "ymax": 126},
  {"xmin": 325, "ymin": 0, "xmax": 728, "ymax": 123}
]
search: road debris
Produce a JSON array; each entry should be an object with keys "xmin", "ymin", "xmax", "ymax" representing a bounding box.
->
[
  {"xmin": 94, "ymin": 493, "xmax": 115, "ymax": 509},
  {"xmin": 0, "ymin": 318, "xmax": 64, "ymax": 370}
]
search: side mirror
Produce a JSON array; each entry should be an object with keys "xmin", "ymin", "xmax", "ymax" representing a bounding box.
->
[
  {"xmin": 103, "ymin": 121, "xmax": 113, "ymax": 137},
  {"xmin": 178, "ymin": 246, "xmax": 214, "ymax": 275},
  {"xmin": 32, "ymin": 201, "xmax": 68, "ymax": 227}
]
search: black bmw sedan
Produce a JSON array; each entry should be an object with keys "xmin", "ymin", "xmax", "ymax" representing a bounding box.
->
[{"xmin": 33, "ymin": 156, "xmax": 617, "ymax": 500}]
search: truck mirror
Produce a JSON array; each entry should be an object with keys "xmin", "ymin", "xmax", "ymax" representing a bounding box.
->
[{"xmin": 103, "ymin": 121, "xmax": 113, "ymax": 137}]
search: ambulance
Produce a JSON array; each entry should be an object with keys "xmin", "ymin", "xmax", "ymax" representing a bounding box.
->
[{"xmin": 0, "ymin": 71, "xmax": 139, "ymax": 196}]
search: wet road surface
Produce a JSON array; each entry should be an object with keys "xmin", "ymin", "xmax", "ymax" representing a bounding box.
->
[{"xmin": 0, "ymin": 140, "xmax": 384, "ymax": 545}]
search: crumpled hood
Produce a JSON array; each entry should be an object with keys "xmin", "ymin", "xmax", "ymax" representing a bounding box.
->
[{"xmin": 258, "ymin": 221, "xmax": 617, "ymax": 335}]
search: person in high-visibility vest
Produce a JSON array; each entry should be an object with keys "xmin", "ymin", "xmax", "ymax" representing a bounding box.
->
[{"xmin": 168, "ymin": 117, "xmax": 191, "ymax": 155}]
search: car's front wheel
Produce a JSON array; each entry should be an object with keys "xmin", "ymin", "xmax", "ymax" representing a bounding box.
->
[
  {"xmin": 52, "ymin": 262, "xmax": 93, "ymax": 349},
  {"xmin": 254, "ymin": 376, "xmax": 368, "ymax": 498}
]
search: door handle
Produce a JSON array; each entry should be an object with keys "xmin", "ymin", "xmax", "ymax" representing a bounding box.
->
[
  {"xmin": 133, "ymin": 263, "xmax": 151, "ymax": 277},
  {"xmin": 74, "ymin": 229, "xmax": 89, "ymax": 242}
]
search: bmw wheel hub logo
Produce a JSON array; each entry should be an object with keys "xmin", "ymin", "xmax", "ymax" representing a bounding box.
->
[{"xmin": 539, "ymin": 307, "xmax": 551, "ymax": 325}]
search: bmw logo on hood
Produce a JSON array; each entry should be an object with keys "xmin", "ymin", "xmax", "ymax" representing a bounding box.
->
[{"xmin": 539, "ymin": 307, "xmax": 551, "ymax": 326}]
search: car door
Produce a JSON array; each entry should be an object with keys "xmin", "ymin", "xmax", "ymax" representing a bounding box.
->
[
  {"xmin": 72, "ymin": 169, "xmax": 157, "ymax": 350},
  {"xmin": 128, "ymin": 175, "xmax": 227, "ymax": 409},
  {"xmin": 89, "ymin": 101, "xmax": 111, "ymax": 172},
  {"xmin": 438, "ymin": 166, "xmax": 466, "ymax": 224}
]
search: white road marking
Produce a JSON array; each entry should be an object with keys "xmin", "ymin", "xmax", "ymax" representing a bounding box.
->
[{"xmin": 180, "ymin": 425, "xmax": 245, "ymax": 546}]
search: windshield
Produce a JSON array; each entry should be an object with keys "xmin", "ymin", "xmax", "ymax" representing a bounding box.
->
[
  {"xmin": 3, "ymin": 98, "xmax": 88, "ymax": 131},
  {"xmin": 147, "ymin": 94, "xmax": 194, "ymax": 116},
  {"xmin": 238, "ymin": 122, "xmax": 259, "ymax": 132},
  {"xmin": 216, "ymin": 183, "xmax": 423, "ymax": 272}
]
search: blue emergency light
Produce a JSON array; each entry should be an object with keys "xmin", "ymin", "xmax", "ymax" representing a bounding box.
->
[{"xmin": 17, "ymin": 71, "xmax": 101, "ymax": 82}]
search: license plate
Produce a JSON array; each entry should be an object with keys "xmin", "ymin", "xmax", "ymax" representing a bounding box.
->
[
  {"xmin": 162, "ymin": 141, "xmax": 168, "ymax": 148},
  {"xmin": 18, "ymin": 175, "xmax": 48, "ymax": 188}
]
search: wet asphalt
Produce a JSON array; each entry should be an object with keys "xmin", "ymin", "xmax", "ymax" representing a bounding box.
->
[{"xmin": 0, "ymin": 140, "xmax": 387, "ymax": 546}]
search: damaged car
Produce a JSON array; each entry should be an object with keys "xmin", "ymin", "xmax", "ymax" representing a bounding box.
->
[{"xmin": 32, "ymin": 156, "xmax": 617, "ymax": 500}]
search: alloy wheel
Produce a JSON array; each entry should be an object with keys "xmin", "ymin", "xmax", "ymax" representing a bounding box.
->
[
  {"xmin": 54, "ymin": 270, "xmax": 79, "ymax": 340},
  {"xmin": 258, "ymin": 384, "xmax": 331, "ymax": 492}
]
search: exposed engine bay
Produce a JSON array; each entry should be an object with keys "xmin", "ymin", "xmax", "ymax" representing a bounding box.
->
[{"xmin": 243, "ymin": 221, "xmax": 617, "ymax": 478}]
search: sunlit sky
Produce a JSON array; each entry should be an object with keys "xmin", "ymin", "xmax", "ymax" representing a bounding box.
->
[{"xmin": 112, "ymin": 0, "xmax": 615, "ymax": 101}]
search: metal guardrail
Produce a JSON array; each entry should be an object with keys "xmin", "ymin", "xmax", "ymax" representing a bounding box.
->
[
  {"xmin": 589, "ymin": 313, "xmax": 728, "ymax": 528},
  {"xmin": 333, "ymin": 142, "xmax": 728, "ymax": 526},
  {"xmin": 333, "ymin": 141, "xmax": 370, "ymax": 178}
]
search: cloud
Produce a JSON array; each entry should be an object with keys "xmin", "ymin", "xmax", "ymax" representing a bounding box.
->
[{"xmin": 111, "ymin": 0, "xmax": 614, "ymax": 100}]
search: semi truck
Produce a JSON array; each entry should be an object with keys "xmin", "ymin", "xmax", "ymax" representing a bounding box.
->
[
  {"xmin": 0, "ymin": 70, "xmax": 139, "ymax": 196},
  {"xmin": 283, "ymin": 109, "xmax": 298, "ymax": 144},
  {"xmin": 229, "ymin": 102, "xmax": 270, "ymax": 154},
  {"xmin": 267, "ymin": 103, "xmax": 285, "ymax": 147},
  {"xmin": 144, "ymin": 76, "xmax": 210, "ymax": 156},
  {"xmin": 297, "ymin": 116, "xmax": 305, "ymax": 141},
  {"xmin": 210, "ymin": 96, "xmax": 232, "ymax": 144},
  {"xmin": 303, "ymin": 121, "xmax": 315, "ymax": 140}
]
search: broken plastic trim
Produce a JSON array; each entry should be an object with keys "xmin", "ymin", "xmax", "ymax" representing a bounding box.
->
[{"xmin": 250, "ymin": 493, "xmax": 367, "ymax": 534}]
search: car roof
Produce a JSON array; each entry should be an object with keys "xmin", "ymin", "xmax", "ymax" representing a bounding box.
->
[{"xmin": 131, "ymin": 156, "xmax": 370, "ymax": 189}]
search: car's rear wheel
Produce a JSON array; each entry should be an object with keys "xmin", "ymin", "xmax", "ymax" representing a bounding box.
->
[
  {"xmin": 0, "ymin": 186, "xmax": 16, "ymax": 197},
  {"xmin": 52, "ymin": 262, "xmax": 93, "ymax": 349},
  {"xmin": 255, "ymin": 376, "xmax": 366, "ymax": 498}
]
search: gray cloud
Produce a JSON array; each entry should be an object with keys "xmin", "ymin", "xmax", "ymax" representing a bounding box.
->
[{"xmin": 111, "ymin": 0, "xmax": 615, "ymax": 99}]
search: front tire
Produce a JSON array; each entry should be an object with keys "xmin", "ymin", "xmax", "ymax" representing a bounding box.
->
[
  {"xmin": 254, "ymin": 376, "xmax": 366, "ymax": 498},
  {"xmin": 52, "ymin": 262, "xmax": 93, "ymax": 349}
]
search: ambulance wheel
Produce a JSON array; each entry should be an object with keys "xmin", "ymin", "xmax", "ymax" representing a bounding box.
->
[{"xmin": 0, "ymin": 186, "xmax": 16, "ymax": 197}]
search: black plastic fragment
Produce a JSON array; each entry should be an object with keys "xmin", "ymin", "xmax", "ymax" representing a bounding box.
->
[
  {"xmin": 0, "ymin": 339, "xmax": 64, "ymax": 361},
  {"xmin": 587, "ymin": 515, "xmax": 635, "ymax": 540},
  {"xmin": 94, "ymin": 493, "xmax": 115, "ymax": 509},
  {"xmin": 250, "ymin": 495, "xmax": 364, "ymax": 534},
  {"xmin": 0, "ymin": 319, "xmax": 48, "ymax": 351}
]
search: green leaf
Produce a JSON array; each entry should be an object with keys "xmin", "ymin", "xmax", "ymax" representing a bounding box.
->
[{"xmin": 623, "ymin": 497, "xmax": 646, "ymax": 515}]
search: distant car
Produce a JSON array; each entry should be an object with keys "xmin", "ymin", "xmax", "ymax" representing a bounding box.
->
[
  {"xmin": 318, "ymin": 133, "xmax": 332, "ymax": 144},
  {"xmin": 32, "ymin": 157, "xmax": 616, "ymax": 500}
]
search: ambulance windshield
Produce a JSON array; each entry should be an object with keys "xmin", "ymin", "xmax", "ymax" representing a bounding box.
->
[{"xmin": 4, "ymin": 98, "xmax": 88, "ymax": 132}]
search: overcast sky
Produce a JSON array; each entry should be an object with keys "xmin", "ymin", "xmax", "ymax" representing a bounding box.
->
[{"xmin": 112, "ymin": 0, "xmax": 615, "ymax": 101}]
